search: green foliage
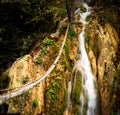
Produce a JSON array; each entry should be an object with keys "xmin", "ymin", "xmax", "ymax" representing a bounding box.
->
[
  {"xmin": 37, "ymin": 56, "xmax": 43, "ymax": 64},
  {"xmin": 71, "ymin": 70, "xmax": 82, "ymax": 104},
  {"xmin": 40, "ymin": 45, "xmax": 47, "ymax": 54},
  {"xmin": 46, "ymin": 80, "xmax": 62, "ymax": 102},
  {"xmin": 73, "ymin": 104, "xmax": 81, "ymax": 115},
  {"xmin": 97, "ymin": 11, "xmax": 107, "ymax": 25},
  {"xmin": 64, "ymin": 42, "xmax": 69, "ymax": 58},
  {"xmin": 69, "ymin": 29, "xmax": 76, "ymax": 40},
  {"xmin": 32, "ymin": 99, "xmax": 39, "ymax": 108},
  {"xmin": 52, "ymin": 43, "xmax": 59, "ymax": 54},
  {"xmin": 86, "ymin": 15, "xmax": 91, "ymax": 22},
  {"xmin": 85, "ymin": 34, "xmax": 91, "ymax": 43},
  {"xmin": 44, "ymin": 38, "xmax": 53, "ymax": 45},
  {"xmin": 58, "ymin": 8, "xmax": 67, "ymax": 14},
  {"xmin": 0, "ymin": 0, "xmax": 55, "ymax": 68},
  {"xmin": 71, "ymin": 70, "xmax": 82, "ymax": 115}
]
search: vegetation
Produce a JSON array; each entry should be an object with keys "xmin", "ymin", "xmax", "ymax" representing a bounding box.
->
[
  {"xmin": 32, "ymin": 99, "xmax": 39, "ymax": 108},
  {"xmin": 0, "ymin": 0, "xmax": 65, "ymax": 72},
  {"xmin": 46, "ymin": 80, "xmax": 62, "ymax": 102},
  {"xmin": 97, "ymin": 10, "xmax": 107, "ymax": 25},
  {"xmin": 43, "ymin": 38, "xmax": 53, "ymax": 45},
  {"xmin": 37, "ymin": 56, "xmax": 43, "ymax": 64},
  {"xmin": 71, "ymin": 70, "xmax": 82, "ymax": 104},
  {"xmin": 85, "ymin": 33, "xmax": 91, "ymax": 43},
  {"xmin": 69, "ymin": 28, "xmax": 76, "ymax": 40},
  {"xmin": 58, "ymin": 8, "xmax": 67, "ymax": 15},
  {"xmin": 71, "ymin": 70, "xmax": 82, "ymax": 115},
  {"xmin": 86, "ymin": 15, "xmax": 91, "ymax": 22},
  {"xmin": 40, "ymin": 45, "xmax": 47, "ymax": 54}
]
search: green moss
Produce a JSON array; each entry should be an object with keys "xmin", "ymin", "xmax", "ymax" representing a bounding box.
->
[
  {"xmin": 46, "ymin": 80, "xmax": 62, "ymax": 102},
  {"xmin": 64, "ymin": 42, "xmax": 69, "ymax": 57},
  {"xmin": 58, "ymin": 8, "xmax": 67, "ymax": 15},
  {"xmin": 32, "ymin": 99, "xmax": 39, "ymax": 108},
  {"xmin": 85, "ymin": 33, "xmax": 91, "ymax": 43},
  {"xmin": 40, "ymin": 45, "xmax": 47, "ymax": 54},
  {"xmin": 45, "ymin": 79, "xmax": 67, "ymax": 115},
  {"xmin": 69, "ymin": 29, "xmax": 76, "ymax": 40},
  {"xmin": 52, "ymin": 43, "xmax": 59, "ymax": 57},
  {"xmin": 73, "ymin": 104, "xmax": 81, "ymax": 115},
  {"xmin": 71, "ymin": 70, "xmax": 82, "ymax": 104},
  {"xmin": 97, "ymin": 10, "xmax": 107, "ymax": 25},
  {"xmin": 36, "ymin": 56, "xmax": 43, "ymax": 64},
  {"xmin": 86, "ymin": 15, "xmax": 91, "ymax": 22}
]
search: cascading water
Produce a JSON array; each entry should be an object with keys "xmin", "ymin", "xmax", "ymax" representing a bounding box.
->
[
  {"xmin": 66, "ymin": 2, "xmax": 97, "ymax": 115},
  {"xmin": 79, "ymin": 3, "xmax": 97, "ymax": 115}
]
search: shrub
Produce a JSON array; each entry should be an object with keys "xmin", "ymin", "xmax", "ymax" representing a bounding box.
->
[
  {"xmin": 32, "ymin": 99, "xmax": 38, "ymax": 108},
  {"xmin": 40, "ymin": 45, "xmax": 47, "ymax": 54},
  {"xmin": 37, "ymin": 56, "xmax": 43, "ymax": 64},
  {"xmin": 44, "ymin": 38, "xmax": 53, "ymax": 45}
]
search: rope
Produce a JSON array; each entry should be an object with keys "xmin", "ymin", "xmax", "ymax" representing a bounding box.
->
[{"xmin": 0, "ymin": 24, "xmax": 69, "ymax": 105}]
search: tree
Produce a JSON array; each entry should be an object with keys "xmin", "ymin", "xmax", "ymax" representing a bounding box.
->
[{"xmin": 65, "ymin": 0, "xmax": 75, "ymax": 29}]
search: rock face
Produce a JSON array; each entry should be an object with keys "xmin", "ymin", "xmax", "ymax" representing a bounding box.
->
[
  {"xmin": 0, "ymin": 25, "xmax": 78, "ymax": 114},
  {"xmin": 97, "ymin": 24, "xmax": 119, "ymax": 115},
  {"xmin": 86, "ymin": 14, "xmax": 119, "ymax": 114},
  {"xmin": 0, "ymin": 55, "xmax": 45, "ymax": 114}
]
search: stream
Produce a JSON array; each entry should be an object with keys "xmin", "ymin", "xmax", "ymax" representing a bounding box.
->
[{"xmin": 66, "ymin": 2, "xmax": 97, "ymax": 115}]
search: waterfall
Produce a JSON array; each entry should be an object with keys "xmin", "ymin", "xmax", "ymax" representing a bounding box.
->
[
  {"xmin": 79, "ymin": 2, "xmax": 96, "ymax": 115},
  {"xmin": 66, "ymin": 2, "xmax": 97, "ymax": 115}
]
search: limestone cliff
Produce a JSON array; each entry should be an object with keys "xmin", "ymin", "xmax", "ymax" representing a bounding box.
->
[
  {"xmin": 85, "ymin": 7, "xmax": 120, "ymax": 114},
  {"xmin": 0, "ymin": 22, "xmax": 78, "ymax": 114}
]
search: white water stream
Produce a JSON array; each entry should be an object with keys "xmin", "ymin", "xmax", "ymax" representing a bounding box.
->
[
  {"xmin": 79, "ymin": 3, "xmax": 96, "ymax": 115},
  {"xmin": 66, "ymin": 2, "xmax": 97, "ymax": 115}
]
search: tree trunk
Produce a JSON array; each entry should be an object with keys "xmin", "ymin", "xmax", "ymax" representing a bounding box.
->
[
  {"xmin": 65, "ymin": 0, "xmax": 75, "ymax": 29},
  {"xmin": 70, "ymin": 0, "xmax": 75, "ymax": 29}
]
